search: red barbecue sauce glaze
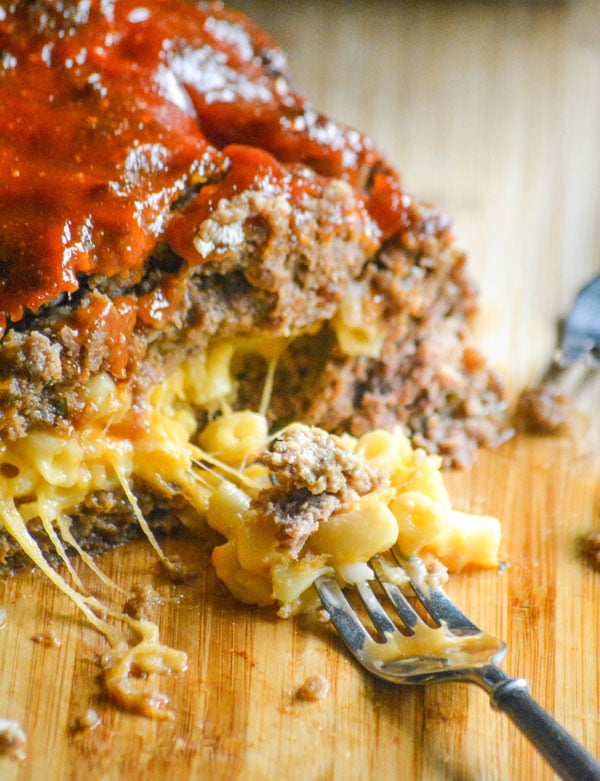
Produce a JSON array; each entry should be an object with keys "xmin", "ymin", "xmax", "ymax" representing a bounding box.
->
[{"xmin": 0, "ymin": 0, "xmax": 411, "ymax": 336}]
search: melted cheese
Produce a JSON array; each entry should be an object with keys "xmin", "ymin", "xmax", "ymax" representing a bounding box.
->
[
  {"xmin": 365, "ymin": 622, "xmax": 502, "ymax": 668},
  {"xmin": 0, "ymin": 337, "xmax": 501, "ymax": 717}
]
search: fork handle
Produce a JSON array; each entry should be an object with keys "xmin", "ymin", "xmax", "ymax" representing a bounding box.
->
[{"xmin": 491, "ymin": 678, "xmax": 600, "ymax": 780}]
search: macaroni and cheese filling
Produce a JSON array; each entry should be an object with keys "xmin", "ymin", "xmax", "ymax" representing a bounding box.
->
[{"xmin": 0, "ymin": 339, "xmax": 501, "ymax": 716}]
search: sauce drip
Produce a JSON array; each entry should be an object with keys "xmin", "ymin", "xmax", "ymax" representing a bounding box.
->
[{"xmin": 0, "ymin": 0, "xmax": 410, "ymax": 333}]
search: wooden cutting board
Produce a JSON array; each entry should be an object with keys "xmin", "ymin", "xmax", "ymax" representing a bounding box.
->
[
  {"xmin": 1, "ymin": 1, "xmax": 600, "ymax": 779},
  {"xmin": 1, "ymin": 431, "xmax": 598, "ymax": 780}
]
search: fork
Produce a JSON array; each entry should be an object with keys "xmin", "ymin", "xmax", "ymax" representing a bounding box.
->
[
  {"xmin": 315, "ymin": 555, "xmax": 600, "ymax": 781},
  {"xmin": 544, "ymin": 274, "xmax": 600, "ymax": 385}
]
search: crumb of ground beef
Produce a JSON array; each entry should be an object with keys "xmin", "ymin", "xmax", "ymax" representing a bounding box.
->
[
  {"xmin": 72, "ymin": 709, "xmax": 102, "ymax": 733},
  {"xmin": 582, "ymin": 531, "xmax": 600, "ymax": 568},
  {"xmin": 516, "ymin": 384, "xmax": 570, "ymax": 433},
  {"xmin": 255, "ymin": 424, "xmax": 389, "ymax": 555},
  {"xmin": 0, "ymin": 719, "xmax": 27, "ymax": 761},
  {"xmin": 252, "ymin": 488, "xmax": 340, "ymax": 557},
  {"xmin": 159, "ymin": 554, "xmax": 197, "ymax": 584},
  {"xmin": 297, "ymin": 674, "xmax": 330, "ymax": 702},
  {"xmin": 123, "ymin": 584, "xmax": 163, "ymax": 621},
  {"xmin": 262, "ymin": 424, "xmax": 387, "ymax": 498}
]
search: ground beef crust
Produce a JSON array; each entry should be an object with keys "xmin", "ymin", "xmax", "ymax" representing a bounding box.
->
[
  {"xmin": 253, "ymin": 424, "xmax": 387, "ymax": 556},
  {"xmin": 254, "ymin": 232, "xmax": 510, "ymax": 467}
]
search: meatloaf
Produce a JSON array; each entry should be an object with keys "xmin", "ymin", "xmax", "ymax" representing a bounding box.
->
[{"xmin": 0, "ymin": 0, "xmax": 509, "ymax": 570}]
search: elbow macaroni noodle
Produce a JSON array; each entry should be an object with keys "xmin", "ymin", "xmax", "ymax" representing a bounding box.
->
[
  {"xmin": 0, "ymin": 334, "xmax": 501, "ymax": 711},
  {"xmin": 207, "ymin": 423, "xmax": 500, "ymax": 616},
  {"xmin": 331, "ymin": 279, "xmax": 386, "ymax": 358},
  {"xmin": 0, "ymin": 337, "xmax": 501, "ymax": 610}
]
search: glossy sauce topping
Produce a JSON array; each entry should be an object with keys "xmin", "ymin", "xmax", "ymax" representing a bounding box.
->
[{"xmin": 0, "ymin": 0, "xmax": 410, "ymax": 332}]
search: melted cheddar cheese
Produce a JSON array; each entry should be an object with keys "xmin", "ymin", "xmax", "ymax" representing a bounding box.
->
[{"xmin": 0, "ymin": 337, "xmax": 501, "ymax": 717}]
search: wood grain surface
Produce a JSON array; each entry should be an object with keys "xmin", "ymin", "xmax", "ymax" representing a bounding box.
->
[{"xmin": 1, "ymin": 2, "xmax": 600, "ymax": 779}]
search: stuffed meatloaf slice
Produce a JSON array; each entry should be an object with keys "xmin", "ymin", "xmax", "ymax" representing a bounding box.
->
[{"xmin": 0, "ymin": 0, "xmax": 508, "ymax": 573}]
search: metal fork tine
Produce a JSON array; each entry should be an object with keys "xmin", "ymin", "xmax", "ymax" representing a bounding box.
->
[
  {"xmin": 370, "ymin": 557, "xmax": 421, "ymax": 632},
  {"xmin": 315, "ymin": 576, "xmax": 372, "ymax": 651},
  {"xmin": 394, "ymin": 555, "xmax": 481, "ymax": 636},
  {"xmin": 315, "ymin": 561, "xmax": 600, "ymax": 779},
  {"xmin": 356, "ymin": 581, "xmax": 398, "ymax": 637}
]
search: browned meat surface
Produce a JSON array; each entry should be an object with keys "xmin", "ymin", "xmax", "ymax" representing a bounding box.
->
[
  {"xmin": 262, "ymin": 424, "xmax": 384, "ymax": 497},
  {"xmin": 0, "ymin": 486, "xmax": 187, "ymax": 577},
  {"xmin": 297, "ymin": 674, "xmax": 330, "ymax": 702},
  {"xmin": 253, "ymin": 425, "xmax": 386, "ymax": 555},
  {"xmin": 246, "ymin": 225, "xmax": 509, "ymax": 467},
  {"xmin": 516, "ymin": 384, "xmax": 570, "ymax": 434}
]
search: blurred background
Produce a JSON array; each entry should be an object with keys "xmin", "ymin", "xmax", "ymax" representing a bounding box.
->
[{"xmin": 229, "ymin": 0, "xmax": 600, "ymax": 400}]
